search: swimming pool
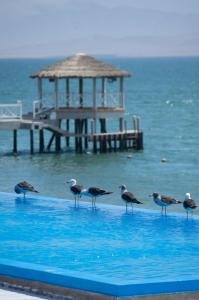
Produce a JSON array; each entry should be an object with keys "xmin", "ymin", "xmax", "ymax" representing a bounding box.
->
[{"xmin": 0, "ymin": 192, "xmax": 198, "ymax": 297}]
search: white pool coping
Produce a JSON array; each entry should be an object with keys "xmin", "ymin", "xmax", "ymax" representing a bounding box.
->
[{"xmin": 0, "ymin": 289, "xmax": 44, "ymax": 299}]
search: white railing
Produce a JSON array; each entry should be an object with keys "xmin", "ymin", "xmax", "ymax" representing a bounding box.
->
[
  {"xmin": 32, "ymin": 92, "xmax": 124, "ymax": 109},
  {"xmin": 0, "ymin": 101, "xmax": 22, "ymax": 119},
  {"xmin": 33, "ymin": 100, "xmax": 40, "ymax": 118}
]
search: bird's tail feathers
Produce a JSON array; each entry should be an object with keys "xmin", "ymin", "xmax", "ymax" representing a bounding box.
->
[
  {"xmin": 176, "ymin": 200, "xmax": 182, "ymax": 204},
  {"xmin": 102, "ymin": 192, "xmax": 113, "ymax": 195}
]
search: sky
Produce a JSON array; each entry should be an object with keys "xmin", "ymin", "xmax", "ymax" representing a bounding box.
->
[{"xmin": 0, "ymin": 0, "xmax": 199, "ymax": 57}]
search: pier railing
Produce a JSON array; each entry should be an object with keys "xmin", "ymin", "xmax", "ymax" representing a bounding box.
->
[{"xmin": 0, "ymin": 102, "xmax": 22, "ymax": 119}]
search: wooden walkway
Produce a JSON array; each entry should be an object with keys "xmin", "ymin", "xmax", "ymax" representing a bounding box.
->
[{"xmin": 0, "ymin": 108, "xmax": 143, "ymax": 154}]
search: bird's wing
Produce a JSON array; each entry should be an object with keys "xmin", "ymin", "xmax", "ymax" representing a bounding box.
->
[
  {"xmin": 18, "ymin": 181, "xmax": 37, "ymax": 192},
  {"xmin": 185, "ymin": 199, "xmax": 197, "ymax": 208},
  {"xmin": 122, "ymin": 192, "xmax": 135, "ymax": 201},
  {"xmin": 161, "ymin": 195, "xmax": 178, "ymax": 204},
  {"xmin": 88, "ymin": 187, "xmax": 101, "ymax": 195},
  {"xmin": 71, "ymin": 185, "xmax": 82, "ymax": 194}
]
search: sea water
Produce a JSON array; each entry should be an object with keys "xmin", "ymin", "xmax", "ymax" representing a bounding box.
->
[{"xmin": 0, "ymin": 57, "xmax": 199, "ymax": 214}]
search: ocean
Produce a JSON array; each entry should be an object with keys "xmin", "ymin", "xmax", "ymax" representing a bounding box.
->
[{"xmin": 0, "ymin": 56, "xmax": 199, "ymax": 214}]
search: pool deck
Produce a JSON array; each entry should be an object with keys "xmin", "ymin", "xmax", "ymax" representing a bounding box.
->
[
  {"xmin": 0, "ymin": 289, "xmax": 44, "ymax": 300},
  {"xmin": 0, "ymin": 276, "xmax": 199, "ymax": 300}
]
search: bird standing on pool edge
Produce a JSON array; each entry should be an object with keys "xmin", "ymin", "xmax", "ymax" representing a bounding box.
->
[
  {"xmin": 67, "ymin": 178, "xmax": 83, "ymax": 206},
  {"xmin": 81, "ymin": 186, "xmax": 113, "ymax": 208},
  {"xmin": 14, "ymin": 181, "xmax": 38, "ymax": 199},
  {"xmin": 119, "ymin": 185, "xmax": 143, "ymax": 211},
  {"xmin": 149, "ymin": 192, "xmax": 181, "ymax": 214},
  {"xmin": 183, "ymin": 193, "xmax": 197, "ymax": 217}
]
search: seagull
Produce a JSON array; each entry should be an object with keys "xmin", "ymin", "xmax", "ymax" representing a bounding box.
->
[
  {"xmin": 81, "ymin": 186, "xmax": 113, "ymax": 208},
  {"xmin": 14, "ymin": 181, "xmax": 38, "ymax": 199},
  {"xmin": 119, "ymin": 185, "xmax": 143, "ymax": 211},
  {"xmin": 183, "ymin": 193, "xmax": 197, "ymax": 217},
  {"xmin": 67, "ymin": 178, "xmax": 83, "ymax": 206},
  {"xmin": 149, "ymin": 192, "xmax": 181, "ymax": 214}
]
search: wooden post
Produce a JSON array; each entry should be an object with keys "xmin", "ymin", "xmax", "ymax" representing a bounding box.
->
[
  {"xmin": 39, "ymin": 129, "xmax": 44, "ymax": 153},
  {"xmin": 47, "ymin": 133, "xmax": 55, "ymax": 150},
  {"xmin": 55, "ymin": 120, "xmax": 61, "ymax": 152},
  {"xmin": 114, "ymin": 135, "xmax": 117, "ymax": 151},
  {"xmin": 78, "ymin": 119, "xmax": 83, "ymax": 153},
  {"xmin": 75, "ymin": 119, "xmax": 78, "ymax": 152},
  {"xmin": 66, "ymin": 119, "xmax": 70, "ymax": 147},
  {"xmin": 55, "ymin": 134, "xmax": 61, "ymax": 152},
  {"xmin": 30, "ymin": 129, "xmax": 34, "ymax": 154},
  {"xmin": 100, "ymin": 118, "xmax": 107, "ymax": 133},
  {"xmin": 84, "ymin": 119, "xmax": 88, "ymax": 149},
  {"xmin": 93, "ymin": 78, "xmax": 97, "ymax": 133},
  {"xmin": 93, "ymin": 135, "xmax": 97, "ymax": 153},
  {"xmin": 119, "ymin": 134, "xmax": 125, "ymax": 151},
  {"xmin": 136, "ymin": 132, "xmax": 144, "ymax": 150},
  {"xmin": 13, "ymin": 129, "xmax": 17, "ymax": 153},
  {"xmin": 108, "ymin": 134, "xmax": 112, "ymax": 151}
]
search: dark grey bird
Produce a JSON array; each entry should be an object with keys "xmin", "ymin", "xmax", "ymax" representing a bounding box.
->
[
  {"xmin": 119, "ymin": 185, "xmax": 143, "ymax": 211},
  {"xmin": 149, "ymin": 192, "xmax": 181, "ymax": 214},
  {"xmin": 14, "ymin": 181, "xmax": 38, "ymax": 199},
  {"xmin": 81, "ymin": 187, "xmax": 113, "ymax": 208},
  {"xmin": 183, "ymin": 193, "xmax": 197, "ymax": 217},
  {"xmin": 67, "ymin": 178, "xmax": 83, "ymax": 206}
]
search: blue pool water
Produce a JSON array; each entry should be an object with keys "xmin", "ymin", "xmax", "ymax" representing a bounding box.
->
[{"xmin": 0, "ymin": 192, "xmax": 199, "ymax": 288}]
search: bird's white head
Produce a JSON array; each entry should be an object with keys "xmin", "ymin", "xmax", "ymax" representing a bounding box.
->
[
  {"xmin": 185, "ymin": 193, "xmax": 191, "ymax": 200},
  {"xmin": 119, "ymin": 185, "xmax": 127, "ymax": 194},
  {"xmin": 67, "ymin": 178, "xmax": 77, "ymax": 186}
]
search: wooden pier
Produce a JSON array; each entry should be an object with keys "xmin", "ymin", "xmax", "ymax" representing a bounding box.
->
[{"xmin": 0, "ymin": 53, "xmax": 143, "ymax": 154}]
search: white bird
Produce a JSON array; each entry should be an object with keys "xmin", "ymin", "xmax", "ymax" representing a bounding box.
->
[
  {"xmin": 183, "ymin": 193, "xmax": 197, "ymax": 217},
  {"xmin": 67, "ymin": 178, "xmax": 83, "ymax": 206},
  {"xmin": 119, "ymin": 185, "xmax": 143, "ymax": 211},
  {"xmin": 81, "ymin": 186, "xmax": 113, "ymax": 208}
]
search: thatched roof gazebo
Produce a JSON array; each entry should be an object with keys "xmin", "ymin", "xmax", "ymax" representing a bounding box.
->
[
  {"xmin": 31, "ymin": 53, "xmax": 131, "ymax": 110},
  {"xmin": 31, "ymin": 53, "xmax": 130, "ymax": 79}
]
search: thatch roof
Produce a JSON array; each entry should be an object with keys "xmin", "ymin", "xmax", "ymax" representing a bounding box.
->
[{"xmin": 31, "ymin": 53, "xmax": 131, "ymax": 79}]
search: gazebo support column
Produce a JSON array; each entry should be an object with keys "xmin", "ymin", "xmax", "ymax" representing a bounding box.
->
[
  {"xmin": 79, "ymin": 78, "xmax": 83, "ymax": 108},
  {"xmin": 66, "ymin": 78, "xmax": 70, "ymax": 146},
  {"xmin": 66, "ymin": 78, "xmax": 70, "ymax": 107},
  {"xmin": 101, "ymin": 78, "xmax": 106, "ymax": 107},
  {"xmin": 93, "ymin": 78, "xmax": 97, "ymax": 133}
]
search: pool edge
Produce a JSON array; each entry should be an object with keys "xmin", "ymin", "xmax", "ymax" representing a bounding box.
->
[
  {"xmin": 0, "ymin": 275, "xmax": 199, "ymax": 300},
  {"xmin": 0, "ymin": 260, "xmax": 199, "ymax": 298}
]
